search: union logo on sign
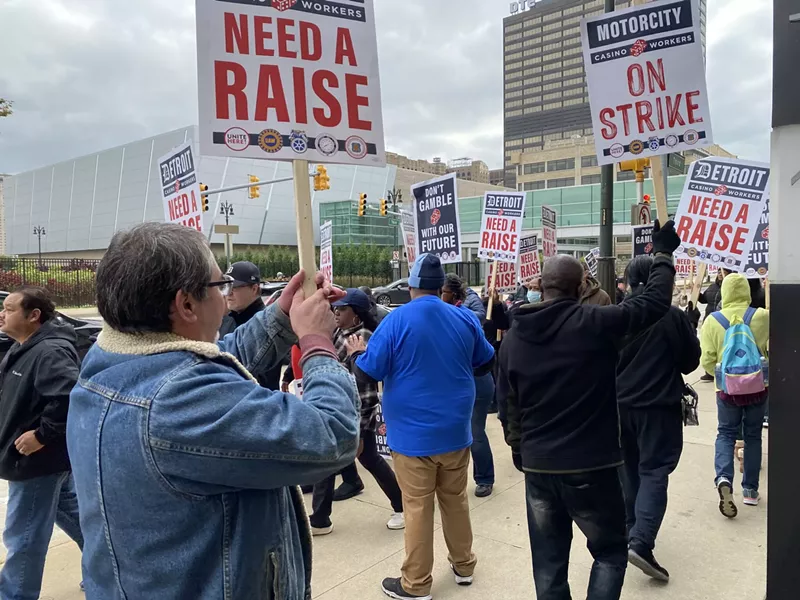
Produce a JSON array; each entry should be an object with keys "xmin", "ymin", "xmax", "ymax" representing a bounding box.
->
[
  {"xmin": 431, "ymin": 209, "xmax": 441, "ymax": 226},
  {"xmin": 272, "ymin": 0, "xmax": 298, "ymax": 11},
  {"xmin": 714, "ymin": 185, "xmax": 728, "ymax": 196},
  {"xmin": 630, "ymin": 39, "xmax": 647, "ymax": 57},
  {"xmin": 762, "ymin": 227, "xmax": 769, "ymax": 239}
]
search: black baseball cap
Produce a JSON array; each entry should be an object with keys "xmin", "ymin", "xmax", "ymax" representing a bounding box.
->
[{"xmin": 227, "ymin": 261, "xmax": 261, "ymax": 288}]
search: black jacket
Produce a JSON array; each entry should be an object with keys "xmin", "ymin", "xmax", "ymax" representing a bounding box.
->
[
  {"xmin": 219, "ymin": 298, "xmax": 284, "ymax": 390},
  {"xmin": 698, "ymin": 281, "xmax": 722, "ymax": 319},
  {"xmin": 0, "ymin": 319, "xmax": 80, "ymax": 481},
  {"xmin": 481, "ymin": 297, "xmax": 510, "ymax": 352},
  {"xmin": 497, "ymin": 255, "xmax": 675, "ymax": 473},
  {"xmin": 616, "ymin": 298, "xmax": 701, "ymax": 409}
]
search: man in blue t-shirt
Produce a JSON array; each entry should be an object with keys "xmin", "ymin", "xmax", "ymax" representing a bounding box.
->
[{"xmin": 349, "ymin": 254, "xmax": 495, "ymax": 600}]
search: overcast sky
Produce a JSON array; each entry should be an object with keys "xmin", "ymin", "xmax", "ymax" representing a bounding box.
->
[{"xmin": 0, "ymin": 0, "xmax": 772, "ymax": 174}]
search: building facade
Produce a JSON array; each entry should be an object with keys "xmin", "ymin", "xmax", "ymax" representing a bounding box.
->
[
  {"xmin": 385, "ymin": 152, "xmax": 447, "ymax": 176},
  {"xmin": 446, "ymin": 158, "xmax": 490, "ymax": 184},
  {"xmin": 502, "ymin": 0, "xmax": 708, "ymax": 187},
  {"xmin": 3, "ymin": 127, "xmax": 507, "ymax": 258},
  {"xmin": 489, "ymin": 168, "xmax": 506, "ymax": 186},
  {"xmin": 0, "ymin": 175, "xmax": 7, "ymax": 255}
]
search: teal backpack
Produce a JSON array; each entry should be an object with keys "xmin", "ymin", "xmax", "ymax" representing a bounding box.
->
[{"xmin": 711, "ymin": 307, "xmax": 767, "ymax": 395}]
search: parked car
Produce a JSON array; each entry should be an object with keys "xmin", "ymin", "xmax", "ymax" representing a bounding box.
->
[
  {"xmin": 371, "ymin": 278, "xmax": 411, "ymax": 307},
  {"xmin": 265, "ymin": 284, "xmax": 392, "ymax": 322}
]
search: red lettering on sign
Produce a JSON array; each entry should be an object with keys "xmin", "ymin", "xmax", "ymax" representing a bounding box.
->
[
  {"xmin": 345, "ymin": 74, "xmax": 371, "ymax": 131},
  {"xmin": 225, "ymin": 13, "xmax": 250, "ymax": 54},
  {"xmin": 293, "ymin": 67, "xmax": 308, "ymax": 124},
  {"xmin": 312, "ymin": 70, "xmax": 342, "ymax": 127},
  {"xmin": 214, "ymin": 61, "xmax": 248, "ymax": 120},
  {"xmin": 600, "ymin": 108, "xmax": 617, "ymax": 139},
  {"xmin": 299, "ymin": 22, "xmax": 322, "ymax": 60},
  {"xmin": 254, "ymin": 64, "xmax": 290, "ymax": 122},
  {"xmin": 734, "ymin": 203, "xmax": 749, "ymax": 224},
  {"xmin": 335, "ymin": 28, "xmax": 357, "ymax": 66},
  {"xmin": 254, "ymin": 16, "xmax": 274, "ymax": 56}
]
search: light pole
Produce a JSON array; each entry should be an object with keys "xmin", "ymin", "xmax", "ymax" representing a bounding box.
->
[
  {"xmin": 219, "ymin": 201, "xmax": 235, "ymax": 267},
  {"xmin": 33, "ymin": 226, "xmax": 46, "ymax": 269},
  {"xmin": 387, "ymin": 187, "xmax": 403, "ymax": 275},
  {"xmin": 597, "ymin": 0, "xmax": 616, "ymax": 299}
]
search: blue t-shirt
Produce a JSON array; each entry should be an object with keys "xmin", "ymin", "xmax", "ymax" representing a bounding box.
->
[{"xmin": 355, "ymin": 295, "xmax": 495, "ymax": 457}]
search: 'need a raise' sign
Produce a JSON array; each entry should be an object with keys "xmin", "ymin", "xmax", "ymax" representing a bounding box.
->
[{"xmin": 478, "ymin": 192, "xmax": 525, "ymax": 263}]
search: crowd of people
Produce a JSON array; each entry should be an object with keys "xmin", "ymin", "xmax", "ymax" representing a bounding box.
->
[{"xmin": 0, "ymin": 219, "xmax": 770, "ymax": 600}]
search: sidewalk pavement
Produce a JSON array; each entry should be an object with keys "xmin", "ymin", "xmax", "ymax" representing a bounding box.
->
[{"xmin": 0, "ymin": 368, "xmax": 767, "ymax": 599}]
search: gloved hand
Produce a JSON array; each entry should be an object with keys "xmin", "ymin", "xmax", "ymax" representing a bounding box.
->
[
  {"xmin": 686, "ymin": 301, "xmax": 701, "ymax": 329},
  {"xmin": 652, "ymin": 219, "xmax": 681, "ymax": 255},
  {"xmin": 512, "ymin": 451, "xmax": 523, "ymax": 473}
]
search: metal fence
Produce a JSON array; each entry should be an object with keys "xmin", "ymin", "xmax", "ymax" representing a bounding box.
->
[{"xmin": 0, "ymin": 258, "xmax": 100, "ymax": 307}]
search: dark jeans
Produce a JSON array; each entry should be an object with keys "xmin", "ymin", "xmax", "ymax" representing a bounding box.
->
[
  {"xmin": 470, "ymin": 374, "xmax": 495, "ymax": 486},
  {"xmin": 715, "ymin": 397, "xmax": 767, "ymax": 491},
  {"xmin": 525, "ymin": 469, "xmax": 628, "ymax": 600},
  {"xmin": 619, "ymin": 405, "xmax": 683, "ymax": 553},
  {"xmin": 310, "ymin": 432, "xmax": 403, "ymax": 527}
]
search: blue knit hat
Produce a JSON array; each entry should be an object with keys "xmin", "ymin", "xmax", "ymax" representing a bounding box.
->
[{"xmin": 409, "ymin": 253, "xmax": 445, "ymax": 290}]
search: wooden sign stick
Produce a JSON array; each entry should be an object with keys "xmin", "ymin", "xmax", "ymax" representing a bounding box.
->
[
  {"xmin": 486, "ymin": 260, "xmax": 498, "ymax": 321},
  {"xmin": 650, "ymin": 156, "xmax": 669, "ymax": 225},
  {"xmin": 292, "ymin": 159, "xmax": 318, "ymax": 298},
  {"xmin": 691, "ymin": 261, "xmax": 707, "ymax": 305}
]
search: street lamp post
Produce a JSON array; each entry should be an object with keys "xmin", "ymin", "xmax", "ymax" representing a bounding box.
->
[
  {"xmin": 386, "ymin": 187, "xmax": 403, "ymax": 275},
  {"xmin": 32, "ymin": 226, "xmax": 46, "ymax": 269},
  {"xmin": 219, "ymin": 201, "xmax": 235, "ymax": 267}
]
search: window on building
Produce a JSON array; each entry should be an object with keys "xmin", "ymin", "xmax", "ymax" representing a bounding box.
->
[
  {"xmin": 542, "ymin": 32, "xmax": 561, "ymax": 42},
  {"xmin": 505, "ymin": 61, "xmax": 522, "ymax": 72},
  {"xmin": 506, "ymin": 109, "xmax": 523, "ymax": 117},
  {"xmin": 617, "ymin": 170, "xmax": 635, "ymax": 181},
  {"xmin": 524, "ymin": 85, "xmax": 542, "ymax": 95},
  {"xmin": 547, "ymin": 178, "xmax": 575, "ymax": 188},
  {"xmin": 524, "ymin": 135, "xmax": 542, "ymax": 144},
  {"xmin": 543, "ymin": 10, "xmax": 563, "ymax": 21},
  {"xmin": 505, "ymin": 138, "xmax": 522, "ymax": 148},
  {"xmin": 505, "ymin": 80, "xmax": 523, "ymax": 89},
  {"xmin": 505, "ymin": 22, "xmax": 522, "ymax": 33},
  {"xmin": 524, "ymin": 96, "xmax": 542, "ymax": 105},
  {"xmin": 524, "ymin": 105, "xmax": 542, "ymax": 114},
  {"xmin": 563, "ymin": 56, "xmax": 583, "ymax": 67},
  {"xmin": 505, "ymin": 90, "xmax": 523, "ymax": 99},
  {"xmin": 524, "ymin": 15, "xmax": 542, "ymax": 24},
  {"xmin": 564, "ymin": 16, "xmax": 582, "ymax": 25},
  {"xmin": 524, "ymin": 162, "xmax": 546, "ymax": 175},
  {"xmin": 563, "ymin": 26, "xmax": 580, "ymax": 36},
  {"xmin": 547, "ymin": 158, "xmax": 575, "ymax": 171},
  {"xmin": 543, "ymin": 101, "xmax": 563, "ymax": 110},
  {"xmin": 544, "ymin": 132, "xmax": 564, "ymax": 141},
  {"xmin": 524, "ymin": 180, "xmax": 546, "ymax": 191},
  {"xmin": 563, "ymin": 76, "xmax": 582, "ymax": 87},
  {"xmin": 543, "ymin": 52, "xmax": 562, "ymax": 62},
  {"xmin": 543, "ymin": 72, "xmax": 561, "ymax": 81},
  {"xmin": 542, "ymin": 42, "xmax": 561, "ymax": 52},
  {"xmin": 507, "ymin": 52, "xmax": 523, "ymax": 61},
  {"xmin": 543, "ymin": 91, "xmax": 562, "ymax": 101},
  {"xmin": 563, "ymin": 67, "xmax": 583, "ymax": 77},
  {"xmin": 506, "ymin": 32, "xmax": 522, "ymax": 42},
  {"xmin": 524, "ymin": 73, "xmax": 543, "ymax": 81},
  {"xmin": 581, "ymin": 174, "xmax": 602, "ymax": 185},
  {"xmin": 581, "ymin": 155, "xmax": 598, "ymax": 168},
  {"xmin": 563, "ymin": 97, "xmax": 584, "ymax": 106},
  {"xmin": 565, "ymin": 4, "xmax": 583, "ymax": 14},
  {"xmin": 518, "ymin": 183, "xmax": 524, "ymax": 191}
]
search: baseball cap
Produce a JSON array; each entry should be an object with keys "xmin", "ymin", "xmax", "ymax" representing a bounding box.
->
[
  {"xmin": 331, "ymin": 288, "xmax": 372, "ymax": 313},
  {"xmin": 409, "ymin": 253, "xmax": 445, "ymax": 291},
  {"xmin": 226, "ymin": 261, "xmax": 261, "ymax": 288}
]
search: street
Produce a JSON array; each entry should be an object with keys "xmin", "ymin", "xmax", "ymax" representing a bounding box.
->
[{"xmin": 0, "ymin": 367, "xmax": 766, "ymax": 600}]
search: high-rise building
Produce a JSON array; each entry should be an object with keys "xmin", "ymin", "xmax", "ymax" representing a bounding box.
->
[
  {"xmin": 446, "ymin": 158, "xmax": 490, "ymax": 184},
  {"xmin": 502, "ymin": 0, "xmax": 708, "ymax": 187},
  {"xmin": 489, "ymin": 168, "xmax": 506, "ymax": 186}
]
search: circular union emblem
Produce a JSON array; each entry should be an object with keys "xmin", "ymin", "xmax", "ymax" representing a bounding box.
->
[
  {"xmin": 757, "ymin": 267, "xmax": 767, "ymax": 276},
  {"xmin": 684, "ymin": 130, "xmax": 699, "ymax": 145},
  {"xmin": 345, "ymin": 136, "xmax": 368, "ymax": 160},
  {"xmin": 665, "ymin": 134, "xmax": 679, "ymax": 147},
  {"xmin": 609, "ymin": 143, "xmax": 625, "ymax": 158},
  {"xmin": 629, "ymin": 140, "xmax": 644, "ymax": 155},
  {"xmin": 224, "ymin": 127, "xmax": 250, "ymax": 152},
  {"xmin": 687, "ymin": 247, "xmax": 698, "ymax": 258},
  {"xmin": 258, "ymin": 129, "xmax": 283, "ymax": 153},
  {"xmin": 316, "ymin": 133, "xmax": 338, "ymax": 157}
]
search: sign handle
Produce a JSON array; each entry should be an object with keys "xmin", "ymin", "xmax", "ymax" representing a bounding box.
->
[
  {"xmin": 765, "ymin": 277, "xmax": 770, "ymax": 310},
  {"xmin": 650, "ymin": 156, "xmax": 669, "ymax": 225},
  {"xmin": 486, "ymin": 261, "xmax": 498, "ymax": 321},
  {"xmin": 292, "ymin": 159, "xmax": 318, "ymax": 298},
  {"xmin": 691, "ymin": 262, "xmax": 707, "ymax": 305}
]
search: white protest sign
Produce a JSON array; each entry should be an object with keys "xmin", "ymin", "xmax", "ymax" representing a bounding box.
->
[
  {"xmin": 412, "ymin": 173, "xmax": 461, "ymax": 264},
  {"xmin": 743, "ymin": 198, "xmax": 769, "ymax": 279},
  {"xmin": 401, "ymin": 210, "xmax": 417, "ymax": 265},
  {"xmin": 518, "ymin": 234, "xmax": 541, "ymax": 287},
  {"xmin": 196, "ymin": 0, "xmax": 385, "ymax": 166},
  {"xmin": 581, "ymin": 0, "xmax": 712, "ymax": 165},
  {"xmin": 674, "ymin": 157, "xmax": 770, "ymax": 272},
  {"xmin": 675, "ymin": 257, "xmax": 695, "ymax": 279},
  {"xmin": 485, "ymin": 261, "xmax": 517, "ymax": 295},
  {"xmin": 159, "ymin": 141, "xmax": 204, "ymax": 233},
  {"xmin": 320, "ymin": 220, "xmax": 333, "ymax": 282},
  {"xmin": 541, "ymin": 205, "xmax": 558, "ymax": 258},
  {"xmin": 584, "ymin": 247, "xmax": 600, "ymax": 278},
  {"xmin": 477, "ymin": 191, "xmax": 525, "ymax": 263}
]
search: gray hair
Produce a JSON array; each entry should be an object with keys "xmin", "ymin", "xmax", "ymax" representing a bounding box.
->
[{"xmin": 97, "ymin": 222, "xmax": 216, "ymax": 333}]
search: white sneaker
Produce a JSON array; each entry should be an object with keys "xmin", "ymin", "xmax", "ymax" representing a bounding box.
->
[
  {"xmin": 311, "ymin": 524, "xmax": 334, "ymax": 536},
  {"xmin": 387, "ymin": 512, "xmax": 405, "ymax": 530},
  {"xmin": 450, "ymin": 564, "xmax": 473, "ymax": 586}
]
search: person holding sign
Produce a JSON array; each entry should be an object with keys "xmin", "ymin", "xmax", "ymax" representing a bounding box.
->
[
  {"xmin": 348, "ymin": 255, "xmax": 494, "ymax": 600},
  {"xmin": 497, "ymin": 220, "xmax": 682, "ymax": 600}
]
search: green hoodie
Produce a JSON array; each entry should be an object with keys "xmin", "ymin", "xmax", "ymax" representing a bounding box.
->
[{"xmin": 700, "ymin": 274, "xmax": 769, "ymax": 385}]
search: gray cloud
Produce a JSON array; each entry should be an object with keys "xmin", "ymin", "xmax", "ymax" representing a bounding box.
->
[{"xmin": 0, "ymin": 0, "xmax": 772, "ymax": 175}]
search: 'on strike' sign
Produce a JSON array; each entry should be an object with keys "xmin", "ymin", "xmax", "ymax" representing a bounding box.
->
[
  {"xmin": 478, "ymin": 192, "xmax": 525, "ymax": 263},
  {"xmin": 196, "ymin": 0, "xmax": 385, "ymax": 166},
  {"xmin": 581, "ymin": 0, "xmax": 712, "ymax": 165},
  {"xmin": 674, "ymin": 157, "xmax": 770, "ymax": 273}
]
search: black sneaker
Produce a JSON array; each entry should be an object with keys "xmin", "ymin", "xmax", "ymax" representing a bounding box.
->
[
  {"xmin": 474, "ymin": 484, "xmax": 493, "ymax": 498},
  {"xmin": 333, "ymin": 480, "xmax": 364, "ymax": 502},
  {"xmin": 381, "ymin": 577, "xmax": 432, "ymax": 600},
  {"xmin": 716, "ymin": 478, "xmax": 738, "ymax": 518},
  {"xmin": 300, "ymin": 485, "xmax": 313, "ymax": 494},
  {"xmin": 700, "ymin": 373, "xmax": 714, "ymax": 382},
  {"xmin": 628, "ymin": 545, "xmax": 669, "ymax": 582}
]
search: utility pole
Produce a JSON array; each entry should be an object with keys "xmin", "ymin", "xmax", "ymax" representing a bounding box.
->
[
  {"xmin": 768, "ymin": 4, "xmax": 800, "ymax": 598},
  {"xmin": 596, "ymin": 0, "xmax": 617, "ymax": 298},
  {"xmin": 33, "ymin": 226, "xmax": 45, "ymax": 269},
  {"xmin": 387, "ymin": 187, "xmax": 403, "ymax": 275},
  {"xmin": 219, "ymin": 200, "xmax": 235, "ymax": 268}
]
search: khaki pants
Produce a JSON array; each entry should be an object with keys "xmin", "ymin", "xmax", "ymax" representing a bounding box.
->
[{"xmin": 392, "ymin": 448, "xmax": 477, "ymax": 596}]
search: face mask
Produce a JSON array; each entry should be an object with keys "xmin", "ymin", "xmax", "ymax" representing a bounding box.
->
[{"xmin": 526, "ymin": 291, "xmax": 541, "ymax": 303}]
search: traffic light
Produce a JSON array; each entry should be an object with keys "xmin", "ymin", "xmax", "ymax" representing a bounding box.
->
[
  {"xmin": 314, "ymin": 165, "xmax": 331, "ymax": 191},
  {"xmin": 357, "ymin": 193, "xmax": 367, "ymax": 217},
  {"xmin": 618, "ymin": 158, "xmax": 650, "ymax": 181},
  {"xmin": 248, "ymin": 175, "xmax": 260, "ymax": 199},
  {"xmin": 200, "ymin": 184, "xmax": 209, "ymax": 212},
  {"xmin": 642, "ymin": 194, "xmax": 651, "ymax": 204},
  {"xmin": 379, "ymin": 198, "xmax": 388, "ymax": 217}
]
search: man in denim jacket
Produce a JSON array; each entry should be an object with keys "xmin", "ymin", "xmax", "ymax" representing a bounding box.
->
[{"xmin": 66, "ymin": 223, "xmax": 360, "ymax": 600}]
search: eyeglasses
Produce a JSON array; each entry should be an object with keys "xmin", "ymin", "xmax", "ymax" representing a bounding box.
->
[{"xmin": 207, "ymin": 275, "xmax": 235, "ymax": 297}]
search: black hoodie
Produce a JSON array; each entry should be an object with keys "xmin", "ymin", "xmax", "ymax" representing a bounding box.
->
[
  {"xmin": 0, "ymin": 319, "xmax": 80, "ymax": 481},
  {"xmin": 497, "ymin": 255, "xmax": 675, "ymax": 473}
]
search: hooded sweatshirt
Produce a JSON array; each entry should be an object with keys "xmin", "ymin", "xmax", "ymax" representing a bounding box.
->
[
  {"xmin": 580, "ymin": 277, "xmax": 612, "ymax": 306},
  {"xmin": 0, "ymin": 319, "xmax": 80, "ymax": 481},
  {"xmin": 701, "ymin": 274, "xmax": 769, "ymax": 404},
  {"xmin": 497, "ymin": 255, "xmax": 675, "ymax": 473}
]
